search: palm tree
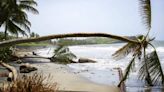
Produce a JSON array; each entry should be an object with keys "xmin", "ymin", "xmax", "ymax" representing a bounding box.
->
[
  {"xmin": 114, "ymin": 0, "xmax": 164, "ymax": 87},
  {"xmin": 0, "ymin": 0, "xmax": 38, "ymax": 39},
  {"xmin": 51, "ymin": 45, "xmax": 76, "ymax": 64}
]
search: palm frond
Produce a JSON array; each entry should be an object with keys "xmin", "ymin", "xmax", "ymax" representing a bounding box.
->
[
  {"xmin": 7, "ymin": 19, "xmax": 27, "ymax": 36},
  {"xmin": 139, "ymin": 0, "xmax": 151, "ymax": 30},
  {"xmin": 19, "ymin": 4, "xmax": 39, "ymax": 14},
  {"xmin": 112, "ymin": 42, "xmax": 139, "ymax": 60},
  {"xmin": 118, "ymin": 57, "xmax": 135, "ymax": 87},
  {"xmin": 52, "ymin": 45, "xmax": 76, "ymax": 64},
  {"xmin": 20, "ymin": 0, "xmax": 38, "ymax": 6},
  {"xmin": 139, "ymin": 50, "xmax": 164, "ymax": 85}
]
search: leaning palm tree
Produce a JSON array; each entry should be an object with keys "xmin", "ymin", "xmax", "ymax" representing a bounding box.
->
[
  {"xmin": 1, "ymin": 0, "xmax": 38, "ymax": 39},
  {"xmin": 115, "ymin": 0, "xmax": 164, "ymax": 87},
  {"xmin": 51, "ymin": 45, "xmax": 76, "ymax": 64}
]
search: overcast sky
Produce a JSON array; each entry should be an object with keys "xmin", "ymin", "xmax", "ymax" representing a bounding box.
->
[{"xmin": 28, "ymin": 0, "xmax": 164, "ymax": 40}]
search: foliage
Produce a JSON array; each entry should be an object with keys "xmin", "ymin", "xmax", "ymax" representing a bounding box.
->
[
  {"xmin": 57, "ymin": 37, "xmax": 117, "ymax": 46},
  {"xmin": 114, "ymin": 35, "xmax": 164, "ymax": 86},
  {"xmin": 139, "ymin": 0, "xmax": 151, "ymax": 30},
  {"xmin": 17, "ymin": 42, "xmax": 49, "ymax": 47},
  {"xmin": 0, "ymin": 47, "xmax": 13, "ymax": 62},
  {"xmin": 30, "ymin": 32, "xmax": 40, "ymax": 38},
  {"xmin": 51, "ymin": 45, "xmax": 76, "ymax": 64},
  {"xmin": 0, "ymin": 0, "xmax": 39, "ymax": 39},
  {"xmin": 0, "ymin": 73, "xmax": 57, "ymax": 92}
]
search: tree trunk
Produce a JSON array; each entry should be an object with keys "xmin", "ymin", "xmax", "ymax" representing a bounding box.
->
[
  {"xmin": 4, "ymin": 23, "xmax": 8, "ymax": 40},
  {"xmin": 0, "ymin": 33, "xmax": 140, "ymax": 48},
  {"xmin": 0, "ymin": 61, "xmax": 17, "ymax": 81}
]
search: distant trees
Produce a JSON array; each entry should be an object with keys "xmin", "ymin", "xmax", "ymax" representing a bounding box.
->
[{"xmin": 30, "ymin": 32, "xmax": 39, "ymax": 38}]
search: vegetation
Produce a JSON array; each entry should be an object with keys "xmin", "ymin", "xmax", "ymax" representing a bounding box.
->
[
  {"xmin": 0, "ymin": 47, "xmax": 13, "ymax": 62},
  {"xmin": 0, "ymin": 0, "xmax": 38, "ymax": 39},
  {"xmin": 115, "ymin": 0, "xmax": 164, "ymax": 87},
  {"xmin": 51, "ymin": 45, "xmax": 76, "ymax": 64},
  {"xmin": 57, "ymin": 37, "xmax": 117, "ymax": 46},
  {"xmin": 0, "ymin": 73, "xmax": 57, "ymax": 92},
  {"xmin": 17, "ymin": 42, "xmax": 50, "ymax": 47}
]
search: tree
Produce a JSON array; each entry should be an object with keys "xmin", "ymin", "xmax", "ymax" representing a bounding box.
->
[
  {"xmin": 0, "ymin": 0, "xmax": 38, "ymax": 39},
  {"xmin": 115, "ymin": 0, "xmax": 164, "ymax": 87}
]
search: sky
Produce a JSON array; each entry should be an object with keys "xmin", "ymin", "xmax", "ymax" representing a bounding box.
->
[{"xmin": 28, "ymin": 0, "xmax": 164, "ymax": 40}]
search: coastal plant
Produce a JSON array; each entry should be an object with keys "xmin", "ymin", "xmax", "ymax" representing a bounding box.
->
[
  {"xmin": 51, "ymin": 45, "xmax": 76, "ymax": 64},
  {"xmin": 0, "ymin": 73, "xmax": 58, "ymax": 92},
  {"xmin": 0, "ymin": 47, "xmax": 13, "ymax": 62},
  {"xmin": 113, "ymin": 0, "xmax": 164, "ymax": 87},
  {"xmin": 0, "ymin": 0, "xmax": 39, "ymax": 39}
]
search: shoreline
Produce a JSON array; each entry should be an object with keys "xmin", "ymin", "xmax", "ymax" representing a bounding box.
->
[{"xmin": 25, "ymin": 58, "xmax": 120, "ymax": 92}]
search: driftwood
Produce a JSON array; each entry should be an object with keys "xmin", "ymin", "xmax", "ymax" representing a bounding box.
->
[{"xmin": 0, "ymin": 61, "xmax": 17, "ymax": 81}]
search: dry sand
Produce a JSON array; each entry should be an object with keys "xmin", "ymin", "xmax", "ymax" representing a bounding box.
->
[{"xmin": 27, "ymin": 58, "xmax": 120, "ymax": 92}]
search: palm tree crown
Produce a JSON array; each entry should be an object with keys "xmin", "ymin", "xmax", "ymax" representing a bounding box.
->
[{"xmin": 0, "ymin": 0, "xmax": 38, "ymax": 39}]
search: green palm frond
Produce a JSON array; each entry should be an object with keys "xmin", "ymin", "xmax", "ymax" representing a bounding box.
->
[
  {"xmin": 54, "ymin": 45, "xmax": 69, "ymax": 56},
  {"xmin": 19, "ymin": 4, "xmax": 39, "ymax": 14},
  {"xmin": 118, "ymin": 57, "xmax": 136, "ymax": 87},
  {"xmin": 7, "ymin": 19, "xmax": 27, "ymax": 36},
  {"xmin": 51, "ymin": 45, "xmax": 76, "ymax": 64},
  {"xmin": 139, "ymin": 0, "xmax": 151, "ymax": 30},
  {"xmin": 112, "ymin": 42, "xmax": 139, "ymax": 60},
  {"xmin": 139, "ymin": 50, "xmax": 164, "ymax": 85},
  {"xmin": 20, "ymin": 0, "xmax": 38, "ymax": 6}
]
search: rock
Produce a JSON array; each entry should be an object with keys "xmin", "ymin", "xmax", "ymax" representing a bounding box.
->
[
  {"xmin": 78, "ymin": 58, "xmax": 96, "ymax": 63},
  {"xmin": 20, "ymin": 63, "xmax": 37, "ymax": 73}
]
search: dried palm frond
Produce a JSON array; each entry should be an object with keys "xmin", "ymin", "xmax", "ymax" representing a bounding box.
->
[
  {"xmin": 139, "ymin": 0, "xmax": 151, "ymax": 30},
  {"xmin": 118, "ymin": 57, "xmax": 136, "ymax": 87},
  {"xmin": 139, "ymin": 50, "xmax": 164, "ymax": 85}
]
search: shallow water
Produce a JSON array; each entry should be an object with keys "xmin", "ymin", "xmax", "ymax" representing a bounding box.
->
[{"xmin": 36, "ymin": 42, "xmax": 164, "ymax": 92}]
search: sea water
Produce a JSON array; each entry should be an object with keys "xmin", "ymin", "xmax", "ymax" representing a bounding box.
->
[{"xmin": 36, "ymin": 41, "xmax": 164, "ymax": 92}]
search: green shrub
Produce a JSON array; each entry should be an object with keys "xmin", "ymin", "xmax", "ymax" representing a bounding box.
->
[
  {"xmin": 0, "ymin": 47, "xmax": 13, "ymax": 62},
  {"xmin": 51, "ymin": 45, "xmax": 76, "ymax": 64}
]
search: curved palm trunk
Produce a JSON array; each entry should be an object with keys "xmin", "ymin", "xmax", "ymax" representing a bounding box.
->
[{"xmin": 0, "ymin": 33, "xmax": 140, "ymax": 48}]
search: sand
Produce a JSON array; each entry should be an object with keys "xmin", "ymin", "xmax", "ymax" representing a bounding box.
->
[{"xmin": 25, "ymin": 58, "xmax": 120, "ymax": 92}]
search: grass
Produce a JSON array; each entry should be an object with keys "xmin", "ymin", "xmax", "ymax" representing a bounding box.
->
[
  {"xmin": 17, "ymin": 42, "xmax": 50, "ymax": 47},
  {"xmin": 0, "ymin": 73, "xmax": 58, "ymax": 92}
]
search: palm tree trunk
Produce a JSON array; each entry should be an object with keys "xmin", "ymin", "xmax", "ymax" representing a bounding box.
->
[
  {"xmin": 4, "ymin": 24, "xmax": 8, "ymax": 40},
  {"xmin": 0, "ymin": 33, "xmax": 140, "ymax": 48}
]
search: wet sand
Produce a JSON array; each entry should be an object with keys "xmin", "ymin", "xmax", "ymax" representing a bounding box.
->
[{"xmin": 24, "ymin": 58, "xmax": 119, "ymax": 92}]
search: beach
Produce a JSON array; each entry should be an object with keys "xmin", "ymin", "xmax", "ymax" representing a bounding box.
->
[
  {"xmin": 13, "ymin": 48, "xmax": 120, "ymax": 92},
  {"xmin": 20, "ymin": 58, "xmax": 119, "ymax": 92}
]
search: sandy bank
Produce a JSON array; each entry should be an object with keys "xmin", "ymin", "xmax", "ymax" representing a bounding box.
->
[{"xmin": 24, "ymin": 58, "xmax": 119, "ymax": 92}]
